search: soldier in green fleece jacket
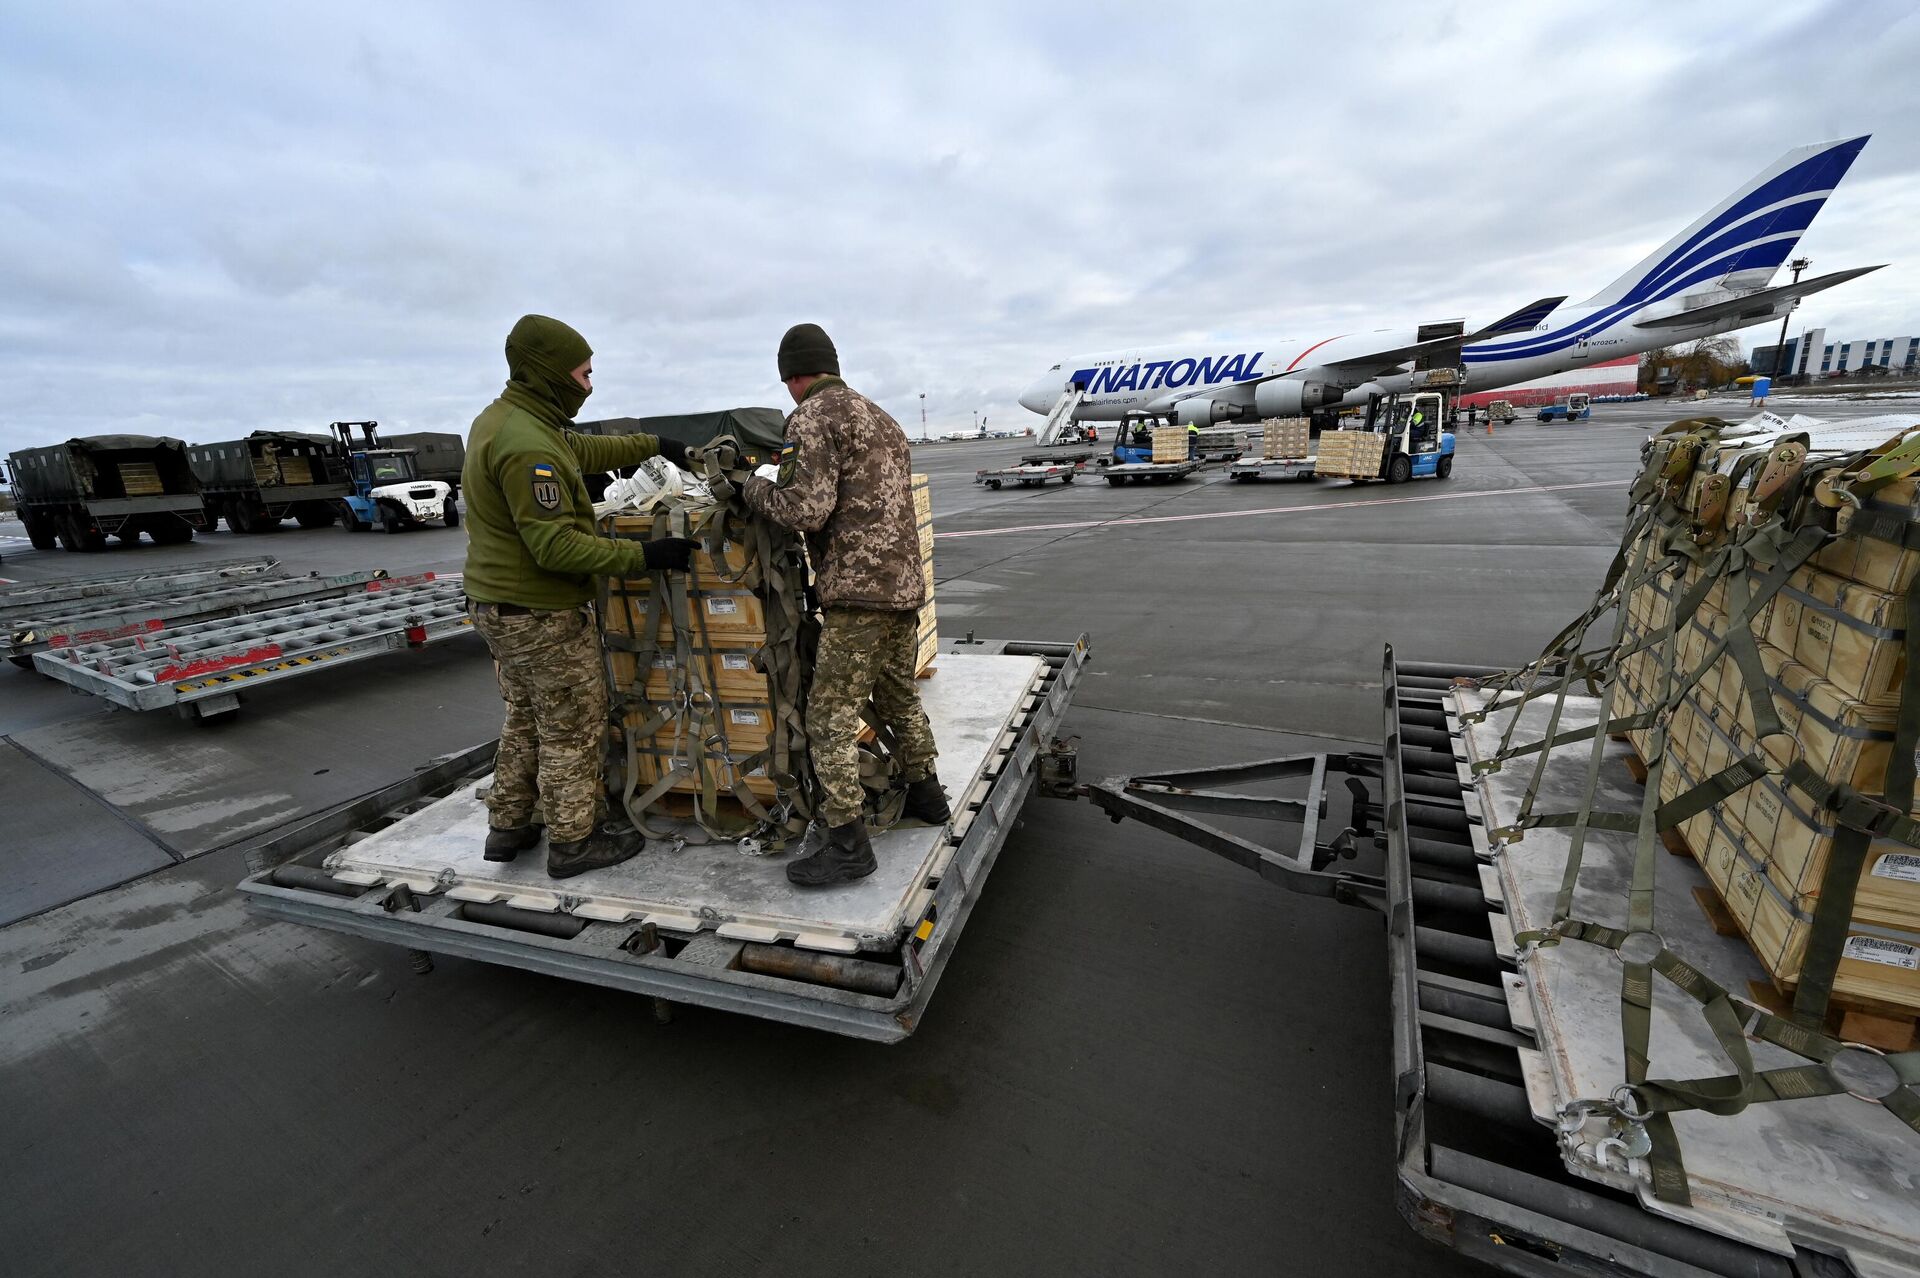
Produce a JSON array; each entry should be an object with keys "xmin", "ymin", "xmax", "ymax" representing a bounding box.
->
[{"xmin": 462, "ymin": 313, "xmax": 699, "ymax": 879}]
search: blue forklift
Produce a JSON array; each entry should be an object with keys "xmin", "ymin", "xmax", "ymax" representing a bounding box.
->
[
  {"xmin": 1102, "ymin": 412, "xmax": 1201, "ymax": 485},
  {"xmin": 329, "ymin": 421, "xmax": 460, "ymax": 533}
]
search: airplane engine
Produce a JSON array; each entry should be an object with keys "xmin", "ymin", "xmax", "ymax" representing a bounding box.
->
[
  {"xmin": 1174, "ymin": 398, "xmax": 1233, "ymax": 426},
  {"xmin": 1253, "ymin": 375, "xmax": 1342, "ymax": 418}
]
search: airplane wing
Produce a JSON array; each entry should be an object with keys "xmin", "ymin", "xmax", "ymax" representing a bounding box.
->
[
  {"xmin": 1633, "ymin": 266, "xmax": 1883, "ymax": 330},
  {"xmin": 1170, "ymin": 297, "xmax": 1571, "ymax": 403}
]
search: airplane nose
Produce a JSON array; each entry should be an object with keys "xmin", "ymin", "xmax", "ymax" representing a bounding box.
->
[{"xmin": 1018, "ymin": 379, "xmax": 1052, "ymax": 413}]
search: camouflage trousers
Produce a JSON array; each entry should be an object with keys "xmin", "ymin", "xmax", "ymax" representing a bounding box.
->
[
  {"xmin": 809, "ymin": 607, "xmax": 938, "ymax": 826},
  {"xmin": 470, "ymin": 602, "xmax": 609, "ymax": 843}
]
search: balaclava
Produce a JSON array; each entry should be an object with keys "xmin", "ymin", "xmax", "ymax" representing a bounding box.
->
[{"xmin": 503, "ymin": 314, "xmax": 593, "ymax": 426}]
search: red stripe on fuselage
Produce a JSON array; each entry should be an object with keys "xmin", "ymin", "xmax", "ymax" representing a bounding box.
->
[{"xmin": 1285, "ymin": 335, "xmax": 1347, "ymax": 372}]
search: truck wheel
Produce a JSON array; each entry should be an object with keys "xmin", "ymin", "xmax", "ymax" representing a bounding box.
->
[
  {"xmin": 1062, "ymin": 472, "xmax": 1074, "ymax": 483},
  {"xmin": 55, "ymin": 519, "xmax": 77, "ymax": 551},
  {"xmin": 294, "ymin": 505, "xmax": 336, "ymax": 529},
  {"xmin": 115, "ymin": 526, "xmax": 143, "ymax": 545},
  {"xmin": 1106, "ymin": 474, "xmax": 1124, "ymax": 486},
  {"xmin": 1436, "ymin": 454, "xmax": 1454, "ymax": 480},
  {"xmin": 25, "ymin": 516, "xmax": 58, "ymax": 550},
  {"xmin": 381, "ymin": 506, "xmax": 402, "ymax": 534},
  {"xmin": 442, "ymin": 500, "xmax": 460, "ymax": 528},
  {"xmin": 228, "ymin": 500, "xmax": 257, "ymax": 534},
  {"xmin": 1386, "ymin": 456, "xmax": 1412, "ymax": 485},
  {"xmin": 340, "ymin": 500, "xmax": 365, "ymax": 532},
  {"xmin": 65, "ymin": 514, "xmax": 106, "ymax": 552},
  {"xmin": 150, "ymin": 519, "xmax": 193, "ymax": 545},
  {"xmin": 987, "ymin": 479, "xmax": 1003, "ymax": 489}
]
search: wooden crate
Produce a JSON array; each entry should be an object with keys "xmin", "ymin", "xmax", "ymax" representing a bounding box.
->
[
  {"xmin": 1261, "ymin": 417, "xmax": 1310, "ymax": 460},
  {"xmin": 1151, "ymin": 427, "xmax": 1188, "ymax": 463},
  {"xmin": 1313, "ymin": 430, "xmax": 1384, "ymax": 479},
  {"xmin": 119, "ymin": 461, "xmax": 165, "ymax": 496},
  {"xmin": 914, "ymin": 474, "xmax": 937, "ymax": 674},
  {"xmin": 279, "ymin": 456, "xmax": 314, "ymax": 485}
]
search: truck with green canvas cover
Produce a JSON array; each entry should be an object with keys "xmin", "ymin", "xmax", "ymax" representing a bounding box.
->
[
  {"xmin": 4, "ymin": 434, "xmax": 206, "ymax": 552},
  {"xmin": 381, "ymin": 431, "xmax": 467, "ymax": 498},
  {"xmin": 188, "ymin": 431, "xmax": 351, "ymax": 533}
]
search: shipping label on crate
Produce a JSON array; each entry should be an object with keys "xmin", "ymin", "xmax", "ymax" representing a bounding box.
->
[
  {"xmin": 1872, "ymin": 853, "xmax": 1920, "ymax": 884},
  {"xmin": 1844, "ymin": 935, "xmax": 1920, "ymax": 971}
]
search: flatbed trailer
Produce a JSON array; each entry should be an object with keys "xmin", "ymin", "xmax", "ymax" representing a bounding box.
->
[
  {"xmin": 1227, "ymin": 455, "xmax": 1317, "ymax": 482},
  {"xmin": 1083, "ymin": 647, "xmax": 1916, "ymax": 1277},
  {"xmin": 975, "ymin": 462, "xmax": 1080, "ymax": 490},
  {"xmin": 34, "ymin": 573, "xmax": 472, "ymax": 718},
  {"xmin": 1102, "ymin": 460, "xmax": 1200, "ymax": 486},
  {"xmin": 1, "ymin": 565, "xmax": 380, "ymax": 666},
  {"xmin": 237, "ymin": 637, "xmax": 1087, "ymax": 1041}
]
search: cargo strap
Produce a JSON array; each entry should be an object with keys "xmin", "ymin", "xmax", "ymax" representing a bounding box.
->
[{"xmin": 598, "ymin": 435, "xmax": 821, "ymax": 847}]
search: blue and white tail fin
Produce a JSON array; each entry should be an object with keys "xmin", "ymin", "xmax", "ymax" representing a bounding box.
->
[{"xmin": 1581, "ymin": 136, "xmax": 1869, "ymax": 309}]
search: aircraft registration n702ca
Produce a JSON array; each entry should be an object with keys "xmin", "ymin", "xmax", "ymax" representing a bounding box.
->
[{"xmin": 1019, "ymin": 137, "xmax": 1878, "ymax": 425}]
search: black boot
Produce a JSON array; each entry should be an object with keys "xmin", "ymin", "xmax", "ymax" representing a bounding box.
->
[
  {"xmin": 547, "ymin": 822, "xmax": 644, "ymax": 880},
  {"xmin": 484, "ymin": 824, "xmax": 543, "ymax": 863},
  {"xmin": 903, "ymin": 773, "xmax": 951, "ymax": 825},
  {"xmin": 786, "ymin": 820, "xmax": 877, "ymax": 887}
]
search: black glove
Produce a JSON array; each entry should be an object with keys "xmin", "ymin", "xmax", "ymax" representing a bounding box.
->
[
  {"xmin": 641, "ymin": 536, "xmax": 701, "ymax": 572},
  {"xmin": 654, "ymin": 437, "xmax": 690, "ymax": 468}
]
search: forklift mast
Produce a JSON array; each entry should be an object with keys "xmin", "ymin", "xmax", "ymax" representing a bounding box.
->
[{"xmin": 330, "ymin": 420, "xmax": 381, "ymax": 453}]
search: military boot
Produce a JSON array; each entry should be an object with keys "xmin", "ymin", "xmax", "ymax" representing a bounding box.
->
[
  {"xmin": 546, "ymin": 822, "xmax": 644, "ymax": 880},
  {"xmin": 484, "ymin": 824, "xmax": 543, "ymax": 863},
  {"xmin": 903, "ymin": 773, "xmax": 951, "ymax": 825},
  {"xmin": 786, "ymin": 820, "xmax": 877, "ymax": 888}
]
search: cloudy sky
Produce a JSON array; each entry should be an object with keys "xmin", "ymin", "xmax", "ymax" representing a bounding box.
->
[{"xmin": 2, "ymin": 1, "xmax": 1916, "ymax": 452}]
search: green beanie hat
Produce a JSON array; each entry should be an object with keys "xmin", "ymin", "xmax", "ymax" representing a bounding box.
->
[
  {"xmin": 505, "ymin": 314, "xmax": 594, "ymax": 420},
  {"xmin": 777, "ymin": 323, "xmax": 839, "ymax": 381}
]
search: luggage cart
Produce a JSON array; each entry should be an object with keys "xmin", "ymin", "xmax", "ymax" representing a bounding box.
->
[
  {"xmin": 974, "ymin": 462, "xmax": 1080, "ymax": 490},
  {"xmin": 237, "ymin": 637, "xmax": 1088, "ymax": 1041},
  {"xmin": 1081, "ymin": 647, "xmax": 1915, "ymax": 1276},
  {"xmin": 33, "ymin": 574, "xmax": 473, "ymax": 718}
]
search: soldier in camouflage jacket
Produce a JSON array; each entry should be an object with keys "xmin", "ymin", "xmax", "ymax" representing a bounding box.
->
[{"xmin": 743, "ymin": 324, "xmax": 950, "ymax": 887}]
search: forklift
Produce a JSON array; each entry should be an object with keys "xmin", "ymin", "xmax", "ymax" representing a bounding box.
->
[
  {"xmin": 1358, "ymin": 385, "xmax": 1457, "ymax": 482},
  {"xmin": 330, "ymin": 421, "xmax": 459, "ymax": 533}
]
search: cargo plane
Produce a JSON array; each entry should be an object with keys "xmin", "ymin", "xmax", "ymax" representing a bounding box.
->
[{"xmin": 1019, "ymin": 137, "xmax": 1879, "ymax": 425}]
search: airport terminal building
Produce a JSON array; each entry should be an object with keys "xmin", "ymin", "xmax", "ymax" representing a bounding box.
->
[{"xmin": 1752, "ymin": 328, "xmax": 1920, "ymax": 377}]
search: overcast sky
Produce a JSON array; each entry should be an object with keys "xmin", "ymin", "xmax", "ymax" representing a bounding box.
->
[{"xmin": 2, "ymin": 0, "xmax": 1916, "ymax": 452}]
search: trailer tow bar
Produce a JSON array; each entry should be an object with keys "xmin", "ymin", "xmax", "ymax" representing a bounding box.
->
[{"xmin": 1079, "ymin": 752, "xmax": 1388, "ymax": 912}]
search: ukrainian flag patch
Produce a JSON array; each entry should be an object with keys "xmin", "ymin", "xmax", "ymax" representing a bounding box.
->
[{"xmin": 530, "ymin": 463, "xmax": 562, "ymax": 510}]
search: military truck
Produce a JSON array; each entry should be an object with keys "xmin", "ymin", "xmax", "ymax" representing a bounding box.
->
[
  {"xmin": 188, "ymin": 431, "xmax": 350, "ymax": 533},
  {"xmin": 5, "ymin": 435, "xmax": 206, "ymax": 552},
  {"xmin": 381, "ymin": 432, "xmax": 466, "ymax": 499}
]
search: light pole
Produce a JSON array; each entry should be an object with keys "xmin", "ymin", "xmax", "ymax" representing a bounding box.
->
[
  {"xmin": 919, "ymin": 392, "xmax": 927, "ymax": 439},
  {"xmin": 1773, "ymin": 256, "xmax": 1810, "ymax": 379}
]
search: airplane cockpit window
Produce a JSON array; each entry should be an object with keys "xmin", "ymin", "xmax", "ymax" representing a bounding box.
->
[{"xmin": 1049, "ymin": 364, "xmax": 1061, "ymax": 371}]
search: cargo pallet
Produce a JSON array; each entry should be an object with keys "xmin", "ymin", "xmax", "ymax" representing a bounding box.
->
[
  {"xmin": 0, "ymin": 555, "xmax": 276, "ymax": 618},
  {"xmin": 33, "ymin": 573, "xmax": 472, "ymax": 718},
  {"xmin": 975, "ymin": 462, "xmax": 1080, "ymax": 490},
  {"xmin": 1082, "ymin": 648, "xmax": 1916, "ymax": 1276},
  {"xmin": 1, "ymin": 562, "xmax": 374, "ymax": 666},
  {"xmin": 237, "ymin": 637, "xmax": 1087, "ymax": 1041}
]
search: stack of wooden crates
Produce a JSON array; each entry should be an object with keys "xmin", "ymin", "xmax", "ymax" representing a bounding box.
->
[
  {"xmin": 598, "ymin": 472, "xmax": 940, "ymax": 818},
  {"xmin": 1262, "ymin": 417, "xmax": 1310, "ymax": 460},
  {"xmin": 913, "ymin": 473, "xmax": 938, "ymax": 674},
  {"xmin": 1151, "ymin": 427, "xmax": 1189, "ymax": 463},
  {"xmin": 1314, "ymin": 430, "xmax": 1385, "ymax": 479},
  {"xmin": 1617, "ymin": 424, "xmax": 1920, "ymax": 1032}
]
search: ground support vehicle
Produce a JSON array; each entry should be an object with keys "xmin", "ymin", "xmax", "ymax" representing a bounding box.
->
[
  {"xmin": 1316, "ymin": 390, "xmax": 1458, "ymax": 484},
  {"xmin": 33, "ymin": 573, "xmax": 470, "ymax": 719},
  {"xmin": 1536, "ymin": 392, "xmax": 1593, "ymax": 422},
  {"xmin": 381, "ymin": 432, "xmax": 467, "ymax": 499},
  {"xmin": 237, "ymin": 638, "xmax": 1087, "ymax": 1040},
  {"xmin": 1485, "ymin": 399, "xmax": 1518, "ymax": 425},
  {"xmin": 1081, "ymin": 647, "xmax": 1918, "ymax": 1277},
  {"xmin": 1191, "ymin": 425, "xmax": 1245, "ymax": 462},
  {"xmin": 188, "ymin": 431, "xmax": 349, "ymax": 533},
  {"xmin": 330, "ymin": 422, "xmax": 457, "ymax": 533},
  {"xmin": 4, "ymin": 435, "xmax": 208, "ymax": 554},
  {"xmin": 975, "ymin": 462, "xmax": 1079, "ymax": 490},
  {"xmin": 1103, "ymin": 460, "xmax": 1199, "ymax": 486},
  {"xmin": 1227, "ymin": 455, "xmax": 1317, "ymax": 482}
]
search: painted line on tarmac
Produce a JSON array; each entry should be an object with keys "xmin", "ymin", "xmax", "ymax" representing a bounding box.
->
[{"xmin": 934, "ymin": 479, "xmax": 1620, "ymax": 540}]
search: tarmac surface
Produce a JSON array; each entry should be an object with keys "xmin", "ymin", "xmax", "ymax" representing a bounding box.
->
[{"xmin": 1, "ymin": 397, "xmax": 1911, "ymax": 1276}]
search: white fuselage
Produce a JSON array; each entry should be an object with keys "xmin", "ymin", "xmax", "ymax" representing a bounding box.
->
[{"xmin": 1019, "ymin": 300, "xmax": 1730, "ymax": 421}]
